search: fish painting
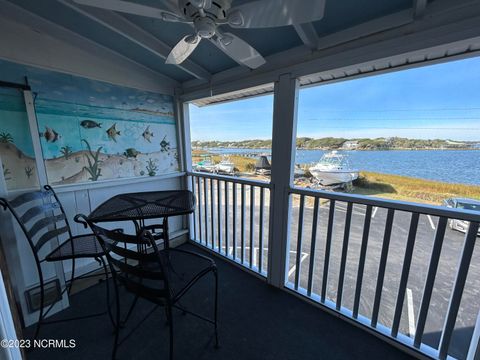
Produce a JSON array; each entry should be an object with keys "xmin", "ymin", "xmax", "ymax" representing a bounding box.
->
[
  {"xmin": 124, "ymin": 148, "xmax": 140, "ymax": 158},
  {"xmin": 142, "ymin": 126, "xmax": 154, "ymax": 143},
  {"xmin": 80, "ymin": 120, "xmax": 102, "ymax": 129},
  {"xmin": 106, "ymin": 123, "xmax": 121, "ymax": 142},
  {"xmin": 160, "ymin": 136, "xmax": 170, "ymax": 152},
  {"xmin": 40, "ymin": 126, "xmax": 60, "ymax": 143}
]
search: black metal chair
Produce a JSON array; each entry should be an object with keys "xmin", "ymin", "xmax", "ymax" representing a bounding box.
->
[
  {"xmin": 0, "ymin": 185, "xmax": 114, "ymax": 339},
  {"xmin": 77, "ymin": 214, "xmax": 219, "ymax": 360}
]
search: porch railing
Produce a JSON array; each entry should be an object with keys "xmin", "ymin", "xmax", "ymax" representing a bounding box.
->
[
  {"xmin": 189, "ymin": 172, "xmax": 271, "ymax": 277},
  {"xmin": 287, "ymin": 186, "xmax": 480, "ymax": 360},
  {"xmin": 187, "ymin": 170, "xmax": 480, "ymax": 359}
]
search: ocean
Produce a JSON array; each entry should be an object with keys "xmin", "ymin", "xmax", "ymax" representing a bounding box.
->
[{"xmin": 203, "ymin": 148, "xmax": 480, "ymax": 186}]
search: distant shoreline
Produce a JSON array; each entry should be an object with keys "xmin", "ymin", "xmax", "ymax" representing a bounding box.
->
[
  {"xmin": 194, "ymin": 146, "xmax": 480, "ymax": 151},
  {"xmin": 192, "ymin": 137, "xmax": 480, "ymax": 151}
]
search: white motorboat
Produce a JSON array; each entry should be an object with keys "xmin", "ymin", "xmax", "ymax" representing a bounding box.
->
[
  {"xmin": 309, "ymin": 151, "xmax": 359, "ymax": 186},
  {"xmin": 215, "ymin": 156, "xmax": 235, "ymax": 174},
  {"xmin": 194, "ymin": 156, "xmax": 216, "ymax": 173}
]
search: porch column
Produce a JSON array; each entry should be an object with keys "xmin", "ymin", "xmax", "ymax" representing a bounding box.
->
[
  {"xmin": 268, "ymin": 73, "xmax": 299, "ymax": 287},
  {"xmin": 177, "ymin": 95, "xmax": 194, "ymax": 240}
]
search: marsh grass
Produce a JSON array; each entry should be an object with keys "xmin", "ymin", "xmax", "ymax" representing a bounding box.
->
[{"xmin": 353, "ymin": 171, "xmax": 480, "ymax": 204}]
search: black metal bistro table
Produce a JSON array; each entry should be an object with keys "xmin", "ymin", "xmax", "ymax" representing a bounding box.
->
[{"xmin": 87, "ymin": 190, "xmax": 195, "ymax": 248}]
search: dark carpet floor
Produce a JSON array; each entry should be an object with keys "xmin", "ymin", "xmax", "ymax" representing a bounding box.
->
[{"xmin": 26, "ymin": 243, "xmax": 414, "ymax": 360}]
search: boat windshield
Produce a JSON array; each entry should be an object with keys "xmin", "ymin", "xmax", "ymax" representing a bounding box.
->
[
  {"xmin": 456, "ymin": 202, "xmax": 480, "ymax": 211},
  {"xmin": 319, "ymin": 152, "xmax": 348, "ymax": 166}
]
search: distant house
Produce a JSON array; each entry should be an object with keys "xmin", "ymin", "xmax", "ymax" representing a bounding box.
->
[{"xmin": 342, "ymin": 140, "xmax": 359, "ymax": 150}]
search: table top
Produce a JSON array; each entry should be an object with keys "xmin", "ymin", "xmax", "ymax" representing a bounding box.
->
[{"xmin": 87, "ymin": 190, "xmax": 195, "ymax": 223}]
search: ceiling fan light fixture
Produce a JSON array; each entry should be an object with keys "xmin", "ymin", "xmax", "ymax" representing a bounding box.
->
[
  {"xmin": 227, "ymin": 10, "xmax": 244, "ymax": 27},
  {"xmin": 194, "ymin": 17, "xmax": 216, "ymax": 38}
]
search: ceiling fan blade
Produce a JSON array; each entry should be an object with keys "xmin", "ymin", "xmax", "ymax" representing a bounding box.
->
[
  {"xmin": 227, "ymin": 0, "xmax": 326, "ymax": 28},
  {"xmin": 72, "ymin": 0, "xmax": 187, "ymax": 22},
  {"xmin": 210, "ymin": 33, "xmax": 265, "ymax": 69},
  {"xmin": 166, "ymin": 35, "xmax": 201, "ymax": 65}
]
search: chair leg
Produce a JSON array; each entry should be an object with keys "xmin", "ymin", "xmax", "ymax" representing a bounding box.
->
[
  {"xmin": 213, "ymin": 267, "xmax": 219, "ymax": 349},
  {"xmin": 33, "ymin": 281, "xmax": 45, "ymax": 341},
  {"xmin": 121, "ymin": 294, "xmax": 139, "ymax": 327},
  {"xmin": 112, "ymin": 279, "xmax": 121, "ymax": 360},
  {"xmin": 99, "ymin": 257, "xmax": 115, "ymax": 328},
  {"xmin": 68, "ymin": 252, "xmax": 76, "ymax": 295},
  {"xmin": 166, "ymin": 304, "xmax": 174, "ymax": 360}
]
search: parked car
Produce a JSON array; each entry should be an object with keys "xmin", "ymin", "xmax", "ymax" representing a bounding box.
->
[{"xmin": 442, "ymin": 198, "xmax": 480, "ymax": 234}]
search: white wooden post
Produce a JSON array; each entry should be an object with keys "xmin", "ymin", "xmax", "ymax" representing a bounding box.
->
[
  {"xmin": 267, "ymin": 73, "xmax": 299, "ymax": 287},
  {"xmin": 23, "ymin": 90, "xmax": 48, "ymax": 187},
  {"xmin": 177, "ymin": 96, "xmax": 194, "ymax": 240}
]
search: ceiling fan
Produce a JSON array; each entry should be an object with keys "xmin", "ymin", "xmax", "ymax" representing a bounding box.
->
[{"xmin": 72, "ymin": 0, "xmax": 326, "ymax": 69}]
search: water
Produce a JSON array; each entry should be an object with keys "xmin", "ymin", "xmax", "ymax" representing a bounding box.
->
[{"xmin": 204, "ymin": 148, "xmax": 480, "ymax": 185}]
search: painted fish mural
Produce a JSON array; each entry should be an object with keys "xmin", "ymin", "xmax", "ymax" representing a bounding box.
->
[
  {"xmin": 142, "ymin": 126, "xmax": 154, "ymax": 143},
  {"xmin": 40, "ymin": 126, "xmax": 60, "ymax": 143},
  {"xmin": 124, "ymin": 148, "xmax": 140, "ymax": 158},
  {"xmin": 106, "ymin": 123, "xmax": 121, "ymax": 142},
  {"xmin": 160, "ymin": 136, "xmax": 170, "ymax": 152},
  {"xmin": 80, "ymin": 120, "xmax": 102, "ymax": 129}
]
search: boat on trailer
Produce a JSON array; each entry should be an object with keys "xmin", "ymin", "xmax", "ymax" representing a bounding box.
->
[
  {"xmin": 215, "ymin": 155, "xmax": 235, "ymax": 175},
  {"xmin": 194, "ymin": 155, "xmax": 216, "ymax": 173},
  {"xmin": 309, "ymin": 151, "xmax": 359, "ymax": 186}
]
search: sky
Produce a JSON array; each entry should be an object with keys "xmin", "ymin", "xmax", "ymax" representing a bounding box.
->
[{"xmin": 189, "ymin": 56, "xmax": 480, "ymax": 142}]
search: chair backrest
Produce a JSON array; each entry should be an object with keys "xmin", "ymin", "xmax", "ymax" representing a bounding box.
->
[
  {"xmin": 0, "ymin": 185, "xmax": 73, "ymax": 260},
  {"xmin": 81, "ymin": 216, "xmax": 171, "ymax": 303}
]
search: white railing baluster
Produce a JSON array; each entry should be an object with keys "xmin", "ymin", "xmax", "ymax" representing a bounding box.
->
[
  {"xmin": 203, "ymin": 176, "xmax": 208, "ymax": 245},
  {"xmin": 210, "ymin": 178, "xmax": 215, "ymax": 249},
  {"xmin": 307, "ymin": 196, "xmax": 320, "ymax": 297},
  {"xmin": 392, "ymin": 212, "xmax": 419, "ymax": 338},
  {"xmin": 232, "ymin": 182, "xmax": 237, "ymax": 260},
  {"xmin": 197, "ymin": 176, "xmax": 203, "ymax": 243},
  {"xmin": 225, "ymin": 181, "xmax": 229, "ymax": 256},
  {"xmin": 241, "ymin": 184, "xmax": 246, "ymax": 264},
  {"xmin": 371, "ymin": 208, "xmax": 395, "ymax": 328},
  {"xmin": 438, "ymin": 221, "xmax": 480, "ymax": 359},
  {"xmin": 337, "ymin": 202, "xmax": 353, "ymax": 310},
  {"xmin": 259, "ymin": 187, "xmax": 265, "ymax": 273},
  {"xmin": 191, "ymin": 176, "xmax": 197, "ymax": 240},
  {"xmin": 217, "ymin": 179, "xmax": 222, "ymax": 252},
  {"xmin": 414, "ymin": 216, "xmax": 448, "ymax": 348},
  {"xmin": 353, "ymin": 205, "xmax": 372, "ymax": 319},
  {"xmin": 321, "ymin": 199, "xmax": 335, "ymax": 303},
  {"xmin": 294, "ymin": 195, "xmax": 305, "ymax": 290},
  {"xmin": 249, "ymin": 185, "xmax": 255, "ymax": 268}
]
